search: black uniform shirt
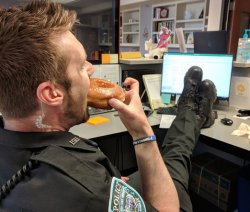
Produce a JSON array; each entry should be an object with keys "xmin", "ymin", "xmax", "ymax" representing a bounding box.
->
[{"xmin": 0, "ymin": 119, "xmax": 154, "ymax": 212}]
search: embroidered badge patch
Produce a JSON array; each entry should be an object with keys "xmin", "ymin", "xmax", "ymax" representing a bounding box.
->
[
  {"xmin": 68, "ymin": 137, "xmax": 80, "ymax": 145},
  {"xmin": 108, "ymin": 177, "xmax": 146, "ymax": 212}
]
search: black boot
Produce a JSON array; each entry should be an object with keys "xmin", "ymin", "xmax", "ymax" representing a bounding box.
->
[
  {"xmin": 177, "ymin": 66, "xmax": 203, "ymax": 112},
  {"xmin": 197, "ymin": 79, "xmax": 217, "ymax": 128}
]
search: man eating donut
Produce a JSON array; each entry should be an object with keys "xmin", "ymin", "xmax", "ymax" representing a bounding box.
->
[{"xmin": 0, "ymin": 1, "xmax": 217, "ymax": 211}]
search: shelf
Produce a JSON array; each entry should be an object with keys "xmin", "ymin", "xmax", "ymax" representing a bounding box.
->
[
  {"xmin": 181, "ymin": 27, "xmax": 204, "ymax": 31},
  {"xmin": 233, "ymin": 61, "xmax": 250, "ymax": 68},
  {"xmin": 123, "ymin": 22, "xmax": 139, "ymax": 25},
  {"xmin": 119, "ymin": 58, "xmax": 163, "ymax": 65},
  {"xmin": 152, "ymin": 31, "xmax": 175, "ymax": 35},
  {"xmin": 152, "ymin": 18, "xmax": 175, "ymax": 22},
  {"xmin": 168, "ymin": 43, "xmax": 194, "ymax": 48},
  {"xmin": 120, "ymin": 43, "xmax": 140, "ymax": 47},
  {"xmin": 123, "ymin": 32, "xmax": 139, "ymax": 34},
  {"xmin": 176, "ymin": 18, "xmax": 204, "ymax": 23},
  {"xmin": 99, "ymin": 43, "xmax": 112, "ymax": 46},
  {"xmin": 151, "ymin": 0, "xmax": 209, "ymax": 48}
]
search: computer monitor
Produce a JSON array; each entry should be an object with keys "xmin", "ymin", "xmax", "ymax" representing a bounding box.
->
[
  {"xmin": 161, "ymin": 53, "xmax": 233, "ymax": 100},
  {"xmin": 193, "ymin": 30, "xmax": 228, "ymax": 54}
]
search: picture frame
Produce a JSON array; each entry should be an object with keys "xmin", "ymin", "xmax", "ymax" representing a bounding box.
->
[{"xmin": 160, "ymin": 8, "xmax": 168, "ymax": 18}]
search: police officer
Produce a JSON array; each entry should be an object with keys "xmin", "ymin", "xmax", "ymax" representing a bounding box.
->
[{"xmin": 0, "ymin": 1, "xmax": 216, "ymax": 211}]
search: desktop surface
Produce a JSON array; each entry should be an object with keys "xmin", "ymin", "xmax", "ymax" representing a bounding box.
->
[
  {"xmin": 69, "ymin": 109, "xmax": 250, "ymax": 154},
  {"xmin": 161, "ymin": 53, "xmax": 233, "ymax": 100}
]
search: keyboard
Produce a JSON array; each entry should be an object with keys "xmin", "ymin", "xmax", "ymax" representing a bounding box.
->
[
  {"xmin": 157, "ymin": 106, "xmax": 178, "ymax": 115},
  {"xmin": 88, "ymin": 107, "xmax": 115, "ymax": 115}
]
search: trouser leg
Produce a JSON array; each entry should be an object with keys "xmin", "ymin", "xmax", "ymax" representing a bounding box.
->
[
  {"xmin": 128, "ymin": 109, "xmax": 200, "ymax": 212},
  {"xmin": 160, "ymin": 109, "xmax": 200, "ymax": 212}
]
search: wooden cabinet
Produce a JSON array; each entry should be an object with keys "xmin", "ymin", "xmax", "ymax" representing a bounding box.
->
[
  {"xmin": 151, "ymin": 0, "xmax": 210, "ymax": 49},
  {"xmin": 226, "ymin": 0, "xmax": 250, "ymax": 57},
  {"xmin": 120, "ymin": 8, "xmax": 140, "ymax": 47}
]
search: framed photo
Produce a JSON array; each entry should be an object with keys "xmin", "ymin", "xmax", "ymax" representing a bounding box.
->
[{"xmin": 160, "ymin": 8, "xmax": 168, "ymax": 18}]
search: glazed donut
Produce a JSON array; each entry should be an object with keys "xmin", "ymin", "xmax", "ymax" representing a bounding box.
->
[{"xmin": 87, "ymin": 78, "xmax": 125, "ymax": 109}]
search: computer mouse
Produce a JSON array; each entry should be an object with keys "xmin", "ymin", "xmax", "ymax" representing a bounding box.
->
[{"xmin": 221, "ymin": 118, "xmax": 233, "ymax": 126}]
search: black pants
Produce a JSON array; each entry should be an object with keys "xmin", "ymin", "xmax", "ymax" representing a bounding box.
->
[{"xmin": 128, "ymin": 109, "xmax": 200, "ymax": 212}]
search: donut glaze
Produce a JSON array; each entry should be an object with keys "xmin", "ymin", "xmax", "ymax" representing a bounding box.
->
[{"xmin": 87, "ymin": 78, "xmax": 125, "ymax": 109}]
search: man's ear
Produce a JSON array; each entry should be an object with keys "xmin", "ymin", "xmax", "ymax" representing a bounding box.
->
[{"xmin": 37, "ymin": 82, "xmax": 63, "ymax": 106}]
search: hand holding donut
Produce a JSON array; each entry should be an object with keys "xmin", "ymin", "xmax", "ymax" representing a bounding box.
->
[{"xmin": 108, "ymin": 77, "xmax": 154, "ymax": 140}]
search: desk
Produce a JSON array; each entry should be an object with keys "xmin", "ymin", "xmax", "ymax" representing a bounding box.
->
[
  {"xmin": 70, "ymin": 109, "xmax": 250, "ymax": 172},
  {"xmin": 70, "ymin": 109, "xmax": 250, "ymax": 152},
  {"xmin": 119, "ymin": 58, "xmax": 162, "ymax": 74},
  {"xmin": 202, "ymin": 109, "xmax": 250, "ymax": 151},
  {"xmin": 69, "ymin": 111, "xmax": 162, "ymax": 172},
  {"xmin": 70, "ymin": 111, "xmax": 161, "ymax": 139},
  {"xmin": 119, "ymin": 58, "xmax": 163, "ymax": 65}
]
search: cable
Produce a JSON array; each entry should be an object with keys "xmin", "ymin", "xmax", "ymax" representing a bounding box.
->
[{"xmin": 140, "ymin": 89, "xmax": 146, "ymax": 100}]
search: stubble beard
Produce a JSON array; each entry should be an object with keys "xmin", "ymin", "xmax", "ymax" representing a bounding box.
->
[{"xmin": 64, "ymin": 93, "xmax": 90, "ymax": 127}]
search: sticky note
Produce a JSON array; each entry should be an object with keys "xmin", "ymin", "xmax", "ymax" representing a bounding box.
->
[
  {"xmin": 119, "ymin": 52, "xmax": 142, "ymax": 59},
  {"xmin": 87, "ymin": 116, "xmax": 109, "ymax": 125},
  {"xmin": 110, "ymin": 54, "xmax": 118, "ymax": 63},
  {"xmin": 101, "ymin": 54, "xmax": 110, "ymax": 64},
  {"xmin": 102, "ymin": 54, "xmax": 119, "ymax": 64}
]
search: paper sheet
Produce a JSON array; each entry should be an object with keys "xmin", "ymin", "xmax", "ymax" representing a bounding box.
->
[
  {"xmin": 142, "ymin": 74, "xmax": 164, "ymax": 110},
  {"xmin": 233, "ymin": 115, "xmax": 250, "ymax": 120},
  {"xmin": 159, "ymin": 115, "xmax": 176, "ymax": 128},
  {"xmin": 232, "ymin": 122, "xmax": 250, "ymax": 139}
]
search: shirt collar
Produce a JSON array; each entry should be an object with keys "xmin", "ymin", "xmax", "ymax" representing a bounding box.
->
[{"xmin": 0, "ymin": 126, "xmax": 97, "ymax": 152}]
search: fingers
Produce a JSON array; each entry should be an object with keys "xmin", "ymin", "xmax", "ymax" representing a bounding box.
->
[
  {"xmin": 121, "ymin": 176, "xmax": 129, "ymax": 182},
  {"xmin": 123, "ymin": 77, "xmax": 139, "ymax": 94},
  {"xmin": 110, "ymin": 77, "xmax": 153, "ymax": 140},
  {"xmin": 108, "ymin": 98, "xmax": 127, "ymax": 112},
  {"xmin": 109, "ymin": 77, "xmax": 138, "ymax": 111}
]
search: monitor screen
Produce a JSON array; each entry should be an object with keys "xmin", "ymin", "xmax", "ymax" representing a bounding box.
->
[
  {"xmin": 161, "ymin": 53, "xmax": 233, "ymax": 100},
  {"xmin": 193, "ymin": 30, "xmax": 228, "ymax": 54}
]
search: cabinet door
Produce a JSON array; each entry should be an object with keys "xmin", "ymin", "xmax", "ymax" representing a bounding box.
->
[{"xmin": 227, "ymin": 0, "xmax": 250, "ymax": 57}]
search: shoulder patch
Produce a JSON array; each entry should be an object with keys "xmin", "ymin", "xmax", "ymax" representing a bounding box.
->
[{"xmin": 108, "ymin": 177, "xmax": 146, "ymax": 212}]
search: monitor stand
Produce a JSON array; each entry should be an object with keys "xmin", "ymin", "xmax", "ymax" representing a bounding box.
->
[
  {"xmin": 212, "ymin": 99, "xmax": 230, "ymax": 111},
  {"xmin": 171, "ymin": 94, "xmax": 177, "ymax": 105}
]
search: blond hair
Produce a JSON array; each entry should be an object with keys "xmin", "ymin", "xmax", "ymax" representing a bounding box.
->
[{"xmin": 0, "ymin": 0, "xmax": 77, "ymax": 118}]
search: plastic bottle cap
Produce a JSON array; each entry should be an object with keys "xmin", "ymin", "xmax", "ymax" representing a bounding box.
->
[{"xmin": 243, "ymin": 29, "xmax": 250, "ymax": 38}]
